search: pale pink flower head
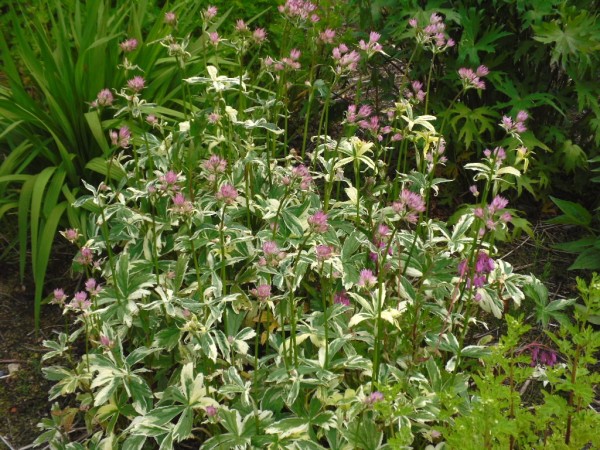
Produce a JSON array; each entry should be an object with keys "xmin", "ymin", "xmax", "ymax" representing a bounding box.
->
[
  {"xmin": 235, "ymin": 19, "xmax": 248, "ymax": 32},
  {"xmin": 207, "ymin": 112, "xmax": 221, "ymax": 124},
  {"xmin": 253, "ymin": 28, "xmax": 267, "ymax": 44},
  {"xmin": 216, "ymin": 183, "xmax": 238, "ymax": 205},
  {"xmin": 209, "ymin": 32, "xmax": 220, "ymax": 46},
  {"xmin": 392, "ymin": 189, "xmax": 426, "ymax": 223},
  {"xmin": 110, "ymin": 126, "xmax": 131, "ymax": 148},
  {"xmin": 203, "ymin": 155, "xmax": 227, "ymax": 174},
  {"xmin": 489, "ymin": 195, "xmax": 509, "ymax": 213},
  {"xmin": 120, "ymin": 38, "xmax": 138, "ymax": 53},
  {"xmin": 315, "ymin": 244, "xmax": 333, "ymax": 261},
  {"xmin": 85, "ymin": 278, "xmax": 101, "ymax": 296},
  {"xmin": 96, "ymin": 89, "xmax": 113, "ymax": 107},
  {"xmin": 127, "ymin": 76, "xmax": 145, "ymax": 93},
  {"xmin": 308, "ymin": 210, "xmax": 329, "ymax": 233},
  {"xmin": 171, "ymin": 193, "xmax": 193, "ymax": 214},
  {"xmin": 52, "ymin": 288, "xmax": 68, "ymax": 305},
  {"xmin": 164, "ymin": 12, "xmax": 177, "ymax": 26},
  {"xmin": 251, "ymin": 284, "xmax": 271, "ymax": 301},
  {"xmin": 70, "ymin": 291, "xmax": 91, "ymax": 310},
  {"xmin": 334, "ymin": 290, "xmax": 350, "ymax": 307},
  {"xmin": 262, "ymin": 240, "xmax": 279, "ymax": 256},
  {"xmin": 290, "ymin": 48, "xmax": 301, "ymax": 60},
  {"xmin": 99, "ymin": 335, "xmax": 113, "ymax": 348},
  {"xmin": 365, "ymin": 391, "xmax": 384, "ymax": 405},
  {"xmin": 358, "ymin": 269, "xmax": 377, "ymax": 288},
  {"xmin": 205, "ymin": 405, "xmax": 218, "ymax": 417},
  {"xmin": 204, "ymin": 6, "xmax": 218, "ymax": 20},
  {"xmin": 61, "ymin": 228, "xmax": 80, "ymax": 243},
  {"xmin": 146, "ymin": 114, "xmax": 158, "ymax": 127},
  {"xmin": 77, "ymin": 247, "xmax": 94, "ymax": 266},
  {"xmin": 319, "ymin": 29, "xmax": 335, "ymax": 44}
]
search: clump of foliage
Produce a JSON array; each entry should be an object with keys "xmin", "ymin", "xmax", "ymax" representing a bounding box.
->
[
  {"xmin": 31, "ymin": 2, "xmax": 598, "ymax": 449},
  {"xmin": 349, "ymin": 0, "xmax": 600, "ymax": 201}
]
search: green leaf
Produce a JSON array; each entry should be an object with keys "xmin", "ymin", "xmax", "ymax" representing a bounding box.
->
[{"xmin": 547, "ymin": 196, "xmax": 592, "ymax": 227}]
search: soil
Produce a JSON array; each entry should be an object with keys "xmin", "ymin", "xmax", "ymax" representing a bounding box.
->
[{"xmin": 0, "ymin": 241, "xmax": 73, "ymax": 450}]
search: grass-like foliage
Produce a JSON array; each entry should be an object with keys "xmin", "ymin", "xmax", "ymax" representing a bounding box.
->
[{"xmin": 20, "ymin": 1, "xmax": 599, "ymax": 449}]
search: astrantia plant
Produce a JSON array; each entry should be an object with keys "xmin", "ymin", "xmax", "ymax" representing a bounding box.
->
[{"xmin": 35, "ymin": 3, "xmax": 590, "ymax": 449}]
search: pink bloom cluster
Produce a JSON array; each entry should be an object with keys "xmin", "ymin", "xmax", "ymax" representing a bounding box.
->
[
  {"xmin": 250, "ymin": 284, "xmax": 272, "ymax": 301},
  {"xmin": 258, "ymin": 241, "xmax": 286, "ymax": 267},
  {"xmin": 158, "ymin": 170, "xmax": 180, "ymax": 193},
  {"xmin": 474, "ymin": 195, "xmax": 511, "ymax": 233},
  {"xmin": 358, "ymin": 269, "xmax": 377, "ymax": 288},
  {"xmin": 358, "ymin": 31, "xmax": 383, "ymax": 56},
  {"xmin": 319, "ymin": 29, "xmax": 335, "ymax": 44},
  {"xmin": 529, "ymin": 343, "xmax": 558, "ymax": 367},
  {"xmin": 308, "ymin": 210, "xmax": 329, "ymax": 233},
  {"xmin": 61, "ymin": 228, "xmax": 80, "ymax": 243},
  {"xmin": 315, "ymin": 244, "xmax": 333, "ymax": 260},
  {"xmin": 120, "ymin": 38, "xmax": 138, "ymax": 53},
  {"xmin": 458, "ymin": 65, "xmax": 489, "ymax": 90},
  {"xmin": 109, "ymin": 126, "xmax": 131, "ymax": 148},
  {"xmin": 334, "ymin": 290, "xmax": 350, "ymax": 306},
  {"xmin": 216, "ymin": 183, "xmax": 238, "ymax": 205},
  {"xmin": 346, "ymin": 104, "xmax": 372, "ymax": 124},
  {"xmin": 404, "ymin": 80, "xmax": 426, "ymax": 103},
  {"xmin": 202, "ymin": 155, "xmax": 227, "ymax": 182},
  {"xmin": 171, "ymin": 193, "xmax": 194, "ymax": 214},
  {"xmin": 483, "ymin": 146, "xmax": 507, "ymax": 169},
  {"xmin": 164, "ymin": 12, "xmax": 176, "ymax": 26},
  {"xmin": 278, "ymin": 0, "xmax": 319, "ymax": 23},
  {"xmin": 392, "ymin": 189, "xmax": 426, "ymax": 223},
  {"xmin": 409, "ymin": 13, "xmax": 455, "ymax": 51},
  {"xmin": 70, "ymin": 290, "xmax": 91, "ymax": 311},
  {"xmin": 458, "ymin": 251, "xmax": 495, "ymax": 291},
  {"xmin": 203, "ymin": 5, "xmax": 218, "ymax": 21},
  {"xmin": 365, "ymin": 391, "xmax": 384, "ymax": 405},
  {"xmin": 286, "ymin": 164, "xmax": 312, "ymax": 190},
  {"xmin": 265, "ymin": 49, "xmax": 301, "ymax": 71},
  {"xmin": 92, "ymin": 88, "xmax": 114, "ymax": 108},
  {"xmin": 332, "ymin": 44, "xmax": 360, "ymax": 74},
  {"xmin": 500, "ymin": 110, "xmax": 528, "ymax": 135},
  {"xmin": 127, "ymin": 76, "xmax": 145, "ymax": 93}
]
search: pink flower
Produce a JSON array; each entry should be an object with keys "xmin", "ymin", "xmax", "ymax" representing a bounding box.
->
[
  {"xmin": 77, "ymin": 247, "xmax": 94, "ymax": 266},
  {"xmin": 109, "ymin": 126, "xmax": 131, "ymax": 148},
  {"xmin": 119, "ymin": 38, "xmax": 138, "ymax": 53},
  {"xmin": 127, "ymin": 76, "xmax": 145, "ymax": 93},
  {"xmin": 308, "ymin": 210, "xmax": 328, "ymax": 233},
  {"xmin": 203, "ymin": 155, "xmax": 227, "ymax": 174},
  {"xmin": 172, "ymin": 193, "xmax": 193, "ymax": 214},
  {"xmin": 99, "ymin": 335, "xmax": 113, "ymax": 348},
  {"xmin": 251, "ymin": 284, "xmax": 271, "ymax": 300},
  {"xmin": 334, "ymin": 290, "xmax": 350, "ymax": 306},
  {"xmin": 70, "ymin": 291, "xmax": 91, "ymax": 310},
  {"xmin": 164, "ymin": 12, "xmax": 177, "ymax": 25},
  {"xmin": 235, "ymin": 19, "xmax": 248, "ymax": 32},
  {"xmin": 85, "ymin": 278, "xmax": 101, "ymax": 296},
  {"xmin": 146, "ymin": 114, "xmax": 158, "ymax": 127},
  {"xmin": 319, "ymin": 29, "xmax": 335, "ymax": 44},
  {"xmin": 216, "ymin": 183, "xmax": 238, "ymax": 205},
  {"xmin": 392, "ymin": 189, "xmax": 426, "ymax": 223},
  {"xmin": 207, "ymin": 112, "xmax": 221, "ymax": 124},
  {"xmin": 52, "ymin": 288, "xmax": 68, "ymax": 305},
  {"xmin": 263, "ymin": 240, "xmax": 279, "ymax": 256},
  {"xmin": 358, "ymin": 269, "xmax": 377, "ymax": 288},
  {"xmin": 61, "ymin": 228, "xmax": 80, "ymax": 243},
  {"xmin": 315, "ymin": 244, "xmax": 333, "ymax": 260},
  {"xmin": 253, "ymin": 28, "xmax": 267, "ymax": 44},
  {"xmin": 365, "ymin": 391, "xmax": 384, "ymax": 405},
  {"xmin": 205, "ymin": 405, "xmax": 218, "ymax": 417},
  {"xmin": 279, "ymin": 0, "xmax": 318, "ymax": 21},
  {"xmin": 458, "ymin": 67, "xmax": 487, "ymax": 90},
  {"xmin": 204, "ymin": 6, "xmax": 218, "ymax": 20},
  {"xmin": 96, "ymin": 89, "xmax": 113, "ymax": 107},
  {"xmin": 209, "ymin": 32, "xmax": 220, "ymax": 45}
]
